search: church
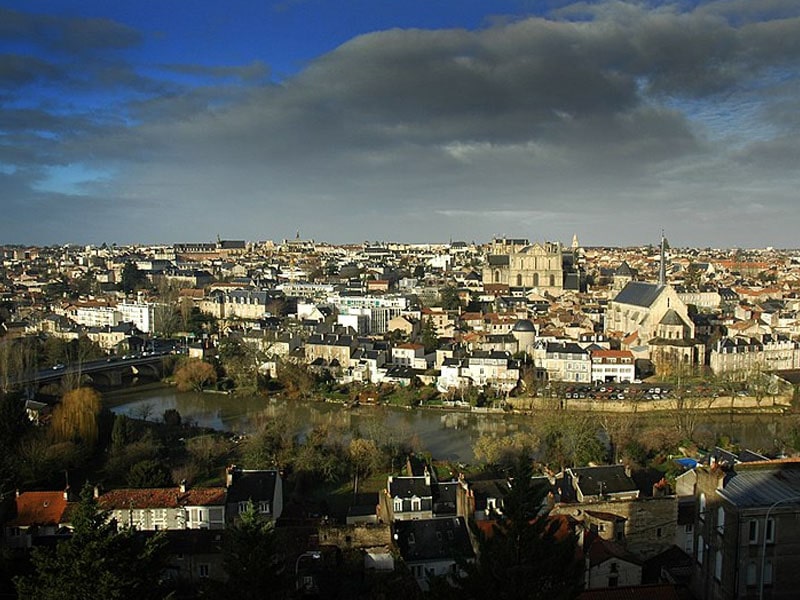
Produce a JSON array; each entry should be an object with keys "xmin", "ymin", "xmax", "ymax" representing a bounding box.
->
[
  {"xmin": 604, "ymin": 236, "xmax": 704, "ymax": 368},
  {"xmin": 482, "ymin": 235, "xmax": 583, "ymax": 295}
]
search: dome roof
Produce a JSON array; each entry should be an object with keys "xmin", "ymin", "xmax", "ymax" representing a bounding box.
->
[{"xmin": 512, "ymin": 319, "xmax": 536, "ymax": 333}]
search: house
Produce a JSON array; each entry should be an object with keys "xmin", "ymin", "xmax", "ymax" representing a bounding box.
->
[
  {"xmin": 689, "ymin": 458, "xmax": 800, "ymax": 600},
  {"xmin": 456, "ymin": 473, "xmax": 510, "ymax": 521},
  {"xmin": 591, "ymin": 349, "xmax": 636, "ymax": 384},
  {"xmin": 584, "ymin": 535, "xmax": 642, "ymax": 589},
  {"xmin": 551, "ymin": 466, "xmax": 676, "ymax": 561},
  {"xmin": 162, "ymin": 528, "xmax": 226, "ymax": 584},
  {"xmin": 563, "ymin": 466, "xmax": 641, "ymax": 503},
  {"xmin": 5, "ymin": 489, "xmax": 75, "ymax": 548},
  {"xmin": 96, "ymin": 482, "xmax": 226, "ymax": 530},
  {"xmin": 381, "ymin": 473, "xmax": 434, "ymax": 522},
  {"xmin": 392, "ymin": 517, "xmax": 475, "ymax": 591},
  {"xmin": 225, "ymin": 466, "xmax": 283, "ymax": 523}
]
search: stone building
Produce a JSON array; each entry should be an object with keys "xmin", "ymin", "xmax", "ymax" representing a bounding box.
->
[
  {"xmin": 689, "ymin": 459, "xmax": 800, "ymax": 600},
  {"xmin": 483, "ymin": 238, "xmax": 565, "ymax": 295}
]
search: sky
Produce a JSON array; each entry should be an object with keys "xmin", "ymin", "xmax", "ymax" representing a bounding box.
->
[{"xmin": 1, "ymin": 0, "xmax": 799, "ymax": 248}]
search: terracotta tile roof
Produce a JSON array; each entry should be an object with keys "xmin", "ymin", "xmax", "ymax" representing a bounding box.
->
[
  {"xmin": 9, "ymin": 491, "xmax": 72, "ymax": 527},
  {"xmin": 98, "ymin": 487, "xmax": 226, "ymax": 510}
]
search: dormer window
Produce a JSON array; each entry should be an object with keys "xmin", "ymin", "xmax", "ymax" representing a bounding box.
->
[
  {"xmin": 393, "ymin": 497, "xmax": 403, "ymax": 513},
  {"xmin": 411, "ymin": 497, "xmax": 421, "ymax": 511}
]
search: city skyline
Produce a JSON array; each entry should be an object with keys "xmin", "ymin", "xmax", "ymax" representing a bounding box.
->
[{"xmin": 2, "ymin": 1, "xmax": 799, "ymax": 248}]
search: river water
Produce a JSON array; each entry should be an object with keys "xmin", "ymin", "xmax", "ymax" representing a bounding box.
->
[{"xmin": 105, "ymin": 385, "xmax": 799, "ymax": 463}]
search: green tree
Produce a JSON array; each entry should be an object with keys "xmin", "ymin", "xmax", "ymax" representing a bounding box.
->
[
  {"xmin": 420, "ymin": 317, "xmax": 438, "ymax": 353},
  {"xmin": 440, "ymin": 286, "xmax": 462, "ymax": 311},
  {"xmin": 120, "ymin": 262, "xmax": 148, "ymax": 294},
  {"xmin": 127, "ymin": 459, "xmax": 173, "ymax": 488},
  {"xmin": 220, "ymin": 501, "xmax": 286, "ymax": 600},
  {"xmin": 15, "ymin": 483, "xmax": 171, "ymax": 600},
  {"xmin": 453, "ymin": 459, "xmax": 582, "ymax": 600}
]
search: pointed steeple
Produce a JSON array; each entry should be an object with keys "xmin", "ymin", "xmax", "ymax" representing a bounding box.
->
[{"xmin": 659, "ymin": 230, "xmax": 667, "ymax": 286}]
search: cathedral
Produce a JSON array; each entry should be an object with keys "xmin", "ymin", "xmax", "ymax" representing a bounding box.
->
[{"xmin": 482, "ymin": 236, "xmax": 583, "ymax": 294}]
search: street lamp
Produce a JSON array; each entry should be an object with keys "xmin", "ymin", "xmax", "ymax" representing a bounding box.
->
[{"xmin": 759, "ymin": 495, "xmax": 800, "ymax": 600}]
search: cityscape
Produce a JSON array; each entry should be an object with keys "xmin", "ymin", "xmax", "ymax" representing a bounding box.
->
[
  {"xmin": 2, "ymin": 235, "xmax": 800, "ymax": 599},
  {"xmin": 3, "ymin": 0, "xmax": 800, "ymax": 599}
]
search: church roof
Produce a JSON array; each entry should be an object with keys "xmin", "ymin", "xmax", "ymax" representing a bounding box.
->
[
  {"xmin": 614, "ymin": 281, "xmax": 664, "ymax": 308},
  {"xmin": 659, "ymin": 309, "xmax": 687, "ymax": 327},
  {"xmin": 614, "ymin": 261, "xmax": 634, "ymax": 277},
  {"xmin": 512, "ymin": 319, "xmax": 536, "ymax": 333}
]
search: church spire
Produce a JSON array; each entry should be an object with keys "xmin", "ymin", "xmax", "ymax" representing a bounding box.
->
[{"xmin": 659, "ymin": 230, "xmax": 667, "ymax": 286}]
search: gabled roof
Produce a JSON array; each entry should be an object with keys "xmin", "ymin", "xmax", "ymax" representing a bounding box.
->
[
  {"xmin": 658, "ymin": 309, "xmax": 687, "ymax": 327},
  {"xmin": 393, "ymin": 517, "xmax": 474, "ymax": 562},
  {"xmin": 98, "ymin": 487, "xmax": 226, "ymax": 510},
  {"xmin": 568, "ymin": 465, "xmax": 639, "ymax": 497},
  {"xmin": 226, "ymin": 469, "xmax": 279, "ymax": 504},
  {"xmin": 389, "ymin": 476, "xmax": 431, "ymax": 499},
  {"xmin": 613, "ymin": 282, "xmax": 664, "ymax": 308},
  {"xmin": 9, "ymin": 491, "xmax": 73, "ymax": 527}
]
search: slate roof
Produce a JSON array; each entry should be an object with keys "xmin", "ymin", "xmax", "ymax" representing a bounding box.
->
[
  {"xmin": 393, "ymin": 517, "xmax": 474, "ymax": 562},
  {"xmin": 569, "ymin": 465, "xmax": 639, "ymax": 497},
  {"xmin": 718, "ymin": 461, "xmax": 800, "ymax": 508},
  {"xmin": 512, "ymin": 319, "xmax": 536, "ymax": 332},
  {"xmin": 613, "ymin": 281, "xmax": 664, "ymax": 307},
  {"xmin": 659, "ymin": 309, "xmax": 687, "ymax": 327},
  {"xmin": 98, "ymin": 487, "xmax": 226, "ymax": 510},
  {"xmin": 226, "ymin": 469, "xmax": 279, "ymax": 504},
  {"xmin": 487, "ymin": 255, "xmax": 510, "ymax": 266},
  {"xmin": 389, "ymin": 476, "xmax": 432, "ymax": 499}
]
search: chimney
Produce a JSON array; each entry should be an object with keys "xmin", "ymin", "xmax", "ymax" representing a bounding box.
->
[
  {"xmin": 226, "ymin": 465, "xmax": 237, "ymax": 488},
  {"xmin": 93, "ymin": 485, "xmax": 101, "ymax": 499},
  {"xmin": 624, "ymin": 464, "xmax": 632, "ymax": 479},
  {"xmin": 424, "ymin": 467, "xmax": 431, "ymax": 487},
  {"xmin": 63, "ymin": 486, "xmax": 71, "ymax": 501},
  {"xmin": 179, "ymin": 480, "xmax": 187, "ymax": 493}
]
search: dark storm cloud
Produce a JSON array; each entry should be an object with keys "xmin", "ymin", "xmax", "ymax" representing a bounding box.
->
[
  {"xmin": 3, "ymin": 1, "xmax": 800, "ymax": 246},
  {"xmin": 0, "ymin": 54, "xmax": 61, "ymax": 87}
]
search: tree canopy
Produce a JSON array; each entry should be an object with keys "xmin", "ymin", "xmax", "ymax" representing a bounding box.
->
[{"xmin": 15, "ymin": 483, "xmax": 171, "ymax": 600}]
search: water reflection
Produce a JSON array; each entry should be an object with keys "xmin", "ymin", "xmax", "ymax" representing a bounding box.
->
[{"xmin": 106, "ymin": 386, "xmax": 800, "ymax": 463}]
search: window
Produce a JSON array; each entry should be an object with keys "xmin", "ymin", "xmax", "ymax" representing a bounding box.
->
[
  {"xmin": 714, "ymin": 551, "xmax": 722, "ymax": 581},
  {"xmin": 199, "ymin": 564, "xmax": 209, "ymax": 578},
  {"xmin": 697, "ymin": 535, "xmax": 705, "ymax": 564},
  {"xmin": 766, "ymin": 518, "xmax": 775, "ymax": 544},
  {"xmin": 699, "ymin": 494, "xmax": 706, "ymax": 521},
  {"xmin": 764, "ymin": 559, "xmax": 773, "ymax": 585},
  {"xmin": 684, "ymin": 524, "xmax": 693, "ymax": 534},
  {"xmin": 746, "ymin": 562, "xmax": 757, "ymax": 586},
  {"xmin": 259, "ymin": 501, "xmax": 270, "ymax": 514},
  {"xmin": 393, "ymin": 498, "xmax": 403, "ymax": 513},
  {"xmin": 411, "ymin": 497, "xmax": 421, "ymax": 511},
  {"xmin": 609, "ymin": 562, "xmax": 618, "ymax": 574},
  {"xmin": 656, "ymin": 527, "xmax": 663, "ymax": 538},
  {"xmin": 238, "ymin": 501, "xmax": 249, "ymax": 514},
  {"xmin": 717, "ymin": 506, "xmax": 725, "ymax": 534},
  {"xmin": 748, "ymin": 520, "xmax": 758, "ymax": 544},
  {"xmin": 608, "ymin": 575, "xmax": 618, "ymax": 587}
]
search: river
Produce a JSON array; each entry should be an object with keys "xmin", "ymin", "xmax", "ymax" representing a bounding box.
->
[{"xmin": 105, "ymin": 384, "xmax": 800, "ymax": 463}]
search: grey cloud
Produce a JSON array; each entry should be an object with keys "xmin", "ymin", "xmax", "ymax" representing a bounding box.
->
[
  {"xmin": 4, "ymin": 1, "xmax": 800, "ymax": 247},
  {"xmin": 160, "ymin": 60, "xmax": 271, "ymax": 83},
  {"xmin": 0, "ymin": 8, "xmax": 141, "ymax": 54},
  {"xmin": 0, "ymin": 54, "xmax": 61, "ymax": 87}
]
